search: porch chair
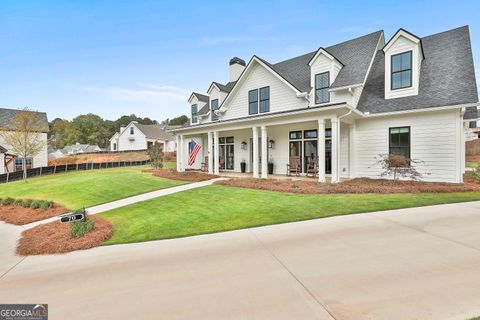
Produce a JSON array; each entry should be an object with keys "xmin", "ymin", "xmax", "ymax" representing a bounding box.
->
[
  {"xmin": 286, "ymin": 156, "xmax": 301, "ymax": 176},
  {"xmin": 306, "ymin": 156, "xmax": 319, "ymax": 177},
  {"xmin": 201, "ymin": 156, "xmax": 208, "ymax": 172}
]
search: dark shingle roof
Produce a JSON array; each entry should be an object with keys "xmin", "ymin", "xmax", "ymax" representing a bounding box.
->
[
  {"xmin": 135, "ymin": 124, "xmax": 174, "ymax": 140},
  {"xmin": 192, "ymin": 92, "xmax": 209, "ymax": 103},
  {"xmin": 465, "ymin": 107, "xmax": 479, "ymax": 120},
  {"xmin": 358, "ymin": 26, "xmax": 479, "ymax": 114},
  {"xmin": 196, "ymin": 104, "xmax": 210, "ymax": 116},
  {"xmin": 0, "ymin": 108, "xmax": 49, "ymax": 132},
  {"xmin": 213, "ymin": 81, "xmax": 236, "ymax": 93},
  {"xmin": 267, "ymin": 30, "xmax": 383, "ymax": 92}
]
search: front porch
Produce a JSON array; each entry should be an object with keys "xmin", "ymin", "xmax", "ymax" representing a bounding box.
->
[
  {"xmin": 177, "ymin": 112, "xmax": 356, "ymax": 183},
  {"xmin": 216, "ymin": 171, "xmax": 342, "ymax": 182}
]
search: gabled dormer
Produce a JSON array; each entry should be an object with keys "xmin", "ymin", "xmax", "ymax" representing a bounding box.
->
[
  {"xmin": 383, "ymin": 28, "xmax": 424, "ymax": 99},
  {"xmin": 188, "ymin": 92, "xmax": 209, "ymax": 125},
  {"xmin": 308, "ymin": 48, "xmax": 343, "ymax": 105}
]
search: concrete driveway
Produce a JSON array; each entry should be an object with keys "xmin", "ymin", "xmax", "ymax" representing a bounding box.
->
[{"xmin": 1, "ymin": 202, "xmax": 480, "ymax": 319}]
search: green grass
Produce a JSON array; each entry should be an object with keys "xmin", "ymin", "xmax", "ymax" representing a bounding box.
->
[
  {"xmin": 0, "ymin": 166, "xmax": 186, "ymax": 209},
  {"xmin": 100, "ymin": 185, "xmax": 480, "ymax": 245},
  {"xmin": 466, "ymin": 162, "xmax": 480, "ymax": 168},
  {"xmin": 163, "ymin": 161, "xmax": 176, "ymax": 169}
]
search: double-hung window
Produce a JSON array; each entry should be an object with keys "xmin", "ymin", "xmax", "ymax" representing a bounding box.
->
[
  {"xmin": 248, "ymin": 89, "xmax": 258, "ymax": 114},
  {"xmin": 259, "ymin": 86, "xmax": 270, "ymax": 113},
  {"xmin": 315, "ymin": 72, "xmax": 330, "ymax": 104},
  {"xmin": 130, "ymin": 127, "xmax": 134, "ymax": 135},
  {"xmin": 389, "ymin": 127, "xmax": 410, "ymax": 160},
  {"xmin": 191, "ymin": 104, "xmax": 198, "ymax": 123},
  {"xmin": 211, "ymin": 99, "xmax": 219, "ymax": 121},
  {"xmin": 391, "ymin": 51, "xmax": 412, "ymax": 90}
]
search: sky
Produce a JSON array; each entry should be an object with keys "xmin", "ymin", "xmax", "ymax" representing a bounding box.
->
[{"xmin": 0, "ymin": 0, "xmax": 479, "ymax": 122}]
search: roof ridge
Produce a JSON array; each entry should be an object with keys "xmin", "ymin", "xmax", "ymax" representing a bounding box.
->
[
  {"xmin": 420, "ymin": 25, "xmax": 469, "ymax": 40},
  {"xmin": 0, "ymin": 107, "xmax": 46, "ymax": 114}
]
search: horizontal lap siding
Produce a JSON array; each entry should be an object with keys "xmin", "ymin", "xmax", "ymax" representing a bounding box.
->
[
  {"xmin": 354, "ymin": 109, "xmax": 460, "ymax": 182},
  {"xmin": 222, "ymin": 62, "xmax": 306, "ymax": 121}
]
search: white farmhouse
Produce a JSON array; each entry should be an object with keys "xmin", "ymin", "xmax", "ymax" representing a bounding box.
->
[
  {"xmin": 0, "ymin": 108, "xmax": 49, "ymax": 174},
  {"xmin": 109, "ymin": 121, "xmax": 176, "ymax": 152},
  {"xmin": 174, "ymin": 26, "xmax": 479, "ymax": 183}
]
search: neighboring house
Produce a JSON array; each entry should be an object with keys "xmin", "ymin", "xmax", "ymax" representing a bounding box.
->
[
  {"xmin": 48, "ymin": 146, "xmax": 66, "ymax": 159},
  {"xmin": 0, "ymin": 108, "xmax": 49, "ymax": 174},
  {"xmin": 109, "ymin": 121, "xmax": 176, "ymax": 152},
  {"xmin": 465, "ymin": 119, "xmax": 480, "ymax": 141},
  {"xmin": 174, "ymin": 26, "xmax": 479, "ymax": 183},
  {"xmin": 61, "ymin": 143, "xmax": 102, "ymax": 155}
]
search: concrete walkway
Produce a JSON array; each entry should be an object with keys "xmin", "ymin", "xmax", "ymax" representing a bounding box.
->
[
  {"xmin": 23, "ymin": 177, "xmax": 226, "ymax": 229},
  {"xmin": 2, "ymin": 201, "xmax": 480, "ymax": 319}
]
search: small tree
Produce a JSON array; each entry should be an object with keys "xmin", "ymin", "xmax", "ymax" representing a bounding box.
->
[
  {"xmin": 148, "ymin": 143, "xmax": 164, "ymax": 169},
  {"xmin": 0, "ymin": 108, "xmax": 46, "ymax": 181},
  {"xmin": 373, "ymin": 154, "xmax": 425, "ymax": 181}
]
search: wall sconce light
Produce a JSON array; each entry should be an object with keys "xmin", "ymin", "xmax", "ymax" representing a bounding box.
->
[
  {"xmin": 268, "ymin": 139, "xmax": 275, "ymax": 149},
  {"xmin": 241, "ymin": 141, "xmax": 247, "ymax": 150}
]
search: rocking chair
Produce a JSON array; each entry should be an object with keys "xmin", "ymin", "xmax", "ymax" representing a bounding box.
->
[
  {"xmin": 286, "ymin": 156, "xmax": 301, "ymax": 176},
  {"xmin": 306, "ymin": 156, "xmax": 319, "ymax": 177},
  {"xmin": 201, "ymin": 156, "xmax": 208, "ymax": 172}
]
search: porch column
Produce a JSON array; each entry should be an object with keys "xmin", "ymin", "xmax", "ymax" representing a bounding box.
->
[
  {"xmin": 349, "ymin": 123, "xmax": 355, "ymax": 178},
  {"xmin": 261, "ymin": 125, "xmax": 268, "ymax": 179},
  {"xmin": 176, "ymin": 135, "xmax": 181, "ymax": 172},
  {"xmin": 318, "ymin": 119, "xmax": 326, "ymax": 182},
  {"xmin": 213, "ymin": 131, "xmax": 219, "ymax": 175},
  {"xmin": 179, "ymin": 135, "xmax": 185, "ymax": 172},
  {"xmin": 207, "ymin": 132, "xmax": 213, "ymax": 174},
  {"xmin": 331, "ymin": 116, "xmax": 339, "ymax": 183},
  {"xmin": 252, "ymin": 127, "xmax": 259, "ymax": 178}
]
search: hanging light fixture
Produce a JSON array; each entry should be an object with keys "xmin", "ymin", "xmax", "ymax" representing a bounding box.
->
[
  {"xmin": 241, "ymin": 141, "xmax": 247, "ymax": 150},
  {"xmin": 268, "ymin": 139, "xmax": 275, "ymax": 149}
]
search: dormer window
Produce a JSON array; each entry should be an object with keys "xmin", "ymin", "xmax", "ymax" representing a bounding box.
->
[
  {"xmin": 315, "ymin": 72, "xmax": 330, "ymax": 104},
  {"xmin": 130, "ymin": 127, "xmax": 134, "ymax": 135},
  {"xmin": 391, "ymin": 51, "xmax": 412, "ymax": 90},
  {"xmin": 191, "ymin": 104, "xmax": 198, "ymax": 123},
  {"xmin": 211, "ymin": 99, "xmax": 219, "ymax": 121}
]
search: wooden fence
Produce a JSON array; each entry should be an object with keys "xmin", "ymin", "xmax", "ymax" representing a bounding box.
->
[
  {"xmin": 0, "ymin": 160, "xmax": 150, "ymax": 184},
  {"xmin": 466, "ymin": 139, "xmax": 480, "ymax": 156}
]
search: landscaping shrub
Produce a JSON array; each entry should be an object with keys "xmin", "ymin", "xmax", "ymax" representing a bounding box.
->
[
  {"xmin": 39, "ymin": 201, "xmax": 54, "ymax": 211},
  {"xmin": 3, "ymin": 198, "xmax": 15, "ymax": 205},
  {"xmin": 30, "ymin": 200, "xmax": 42, "ymax": 209},
  {"xmin": 70, "ymin": 210, "xmax": 95, "ymax": 237},
  {"xmin": 14, "ymin": 199, "xmax": 24, "ymax": 207},
  {"xmin": 21, "ymin": 199, "xmax": 33, "ymax": 208}
]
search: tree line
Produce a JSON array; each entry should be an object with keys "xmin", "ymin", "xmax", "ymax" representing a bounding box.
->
[{"xmin": 49, "ymin": 114, "xmax": 189, "ymax": 149}]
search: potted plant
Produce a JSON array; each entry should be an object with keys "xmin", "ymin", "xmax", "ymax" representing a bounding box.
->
[
  {"xmin": 268, "ymin": 156, "xmax": 274, "ymax": 175},
  {"xmin": 240, "ymin": 159, "xmax": 246, "ymax": 173}
]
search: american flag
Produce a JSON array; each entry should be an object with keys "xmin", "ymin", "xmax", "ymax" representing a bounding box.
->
[{"xmin": 188, "ymin": 139, "xmax": 201, "ymax": 166}]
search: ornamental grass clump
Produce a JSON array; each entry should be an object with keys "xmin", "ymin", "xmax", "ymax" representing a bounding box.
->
[{"xmin": 70, "ymin": 209, "xmax": 95, "ymax": 238}]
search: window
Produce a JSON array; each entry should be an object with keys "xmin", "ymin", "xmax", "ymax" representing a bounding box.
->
[
  {"xmin": 469, "ymin": 121, "xmax": 477, "ymax": 129},
  {"xmin": 391, "ymin": 51, "xmax": 412, "ymax": 90},
  {"xmin": 315, "ymin": 72, "xmax": 330, "ymax": 104},
  {"xmin": 248, "ymin": 89, "xmax": 258, "ymax": 114},
  {"xmin": 289, "ymin": 131, "xmax": 302, "ymax": 140},
  {"xmin": 191, "ymin": 104, "xmax": 198, "ymax": 123},
  {"xmin": 219, "ymin": 136, "xmax": 234, "ymax": 170},
  {"xmin": 259, "ymin": 87, "xmax": 270, "ymax": 113},
  {"xmin": 113, "ymin": 143, "xmax": 117, "ymax": 151},
  {"xmin": 14, "ymin": 158, "xmax": 33, "ymax": 172},
  {"xmin": 211, "ymin": 99, "xmax": 219, "ymax": 121},
  {"xmin": 304, "ymin": 130, "xmax": 318, "ymax": 139},
  {"xmin": 389, "ymin": 127, "xmax": 410, "ymax": 160},
  {"xmin": 130, "ymin": 127, "xmax": 134, "ymax": 135}
]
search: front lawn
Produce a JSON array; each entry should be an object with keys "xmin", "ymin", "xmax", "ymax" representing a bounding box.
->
[
  {"xmin": 0, "ymin": 166, "xmax": 186, "ymax": 209},
  {"xmin": 100, "ymin": 185, "xmax": 480, "ymax": 245}
]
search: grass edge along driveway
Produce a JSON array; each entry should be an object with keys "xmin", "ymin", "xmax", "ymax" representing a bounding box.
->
[
  {"xmin": 100, "ymin": 185, "xmax": 480, "ymax": 245},
  {"xmin": 0, "ymin": 166, "xmax": 186, "ymax": 209}
]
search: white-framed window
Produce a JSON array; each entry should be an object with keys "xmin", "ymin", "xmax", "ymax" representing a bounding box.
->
[
  {"xmin": 391, "ymin": 51, "xmax": 412, "ymax": 90},
  {"xmin": 191, "ymin": 104, "xmax": 198, "ymax": 123},
  {"xmin": 315, "ymin": 72, "xmax": 330, "ymax": 104},
  {"xmin": 14, "ymin": 158, "xmax": 33, "ymax": 172},
  {"xmin": 130, "ymin": 127, "xmax": 135, "ymax": 135}
]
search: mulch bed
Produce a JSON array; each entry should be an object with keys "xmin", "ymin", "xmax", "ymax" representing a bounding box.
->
[
  {"xmin": 0, "ymin": 204, "xmax": 69, "ymax": 225},
  {"xmin": 150, "ymin": 169, "xmax": 218, "ymax": 182},
  {"xmin": 215, "ymin": 174, "xmax": 480, "ymax": 194},
  {"xmin": 17, "ymin": 216, "xmax": 113, "ymax": 256}
]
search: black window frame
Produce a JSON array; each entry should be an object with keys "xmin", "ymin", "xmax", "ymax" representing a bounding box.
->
[
  {"xmin": 391, "ymin": 51, "xmax": 412, "ymax": 90},
  {"xmin": 259, "ymin": 86, "xmax": 270, "ymax": 113},
  {"xmin": 248, "ymin": 89, "xmax": 259, "ymax": 115},
  {"xmin": 211, "ymin": 99, "xmax": 219, "ymax": 121},
  {"xmin": 130, "ymin": 127, "xmax": 134, "ymax": 135},
  {"xmin": 191, "ymin": 104, "xmax": 198, "ymax": 124},
  {"xmin": 315, "ymin": 71, "xmax": 330, "ymax": 104},
  {"xmin": 389, "ymin": 126, "xmax": 411, "ymax": 163}
]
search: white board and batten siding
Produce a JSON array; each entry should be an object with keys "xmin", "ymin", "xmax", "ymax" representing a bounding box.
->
[
  {"xmin": 354, "ymin": 109, "xmax": 462, "ymax": 183},
  {"xmin": 222, "ymin": 61, "xmax": 307, "ymax": 121}
]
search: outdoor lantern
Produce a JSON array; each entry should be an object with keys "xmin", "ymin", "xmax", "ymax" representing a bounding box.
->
[
  {"xmin": 268, "ymin": 139, "xmax": 275, "ymax": 149},
  {"xmin": 241, "ymin": 141, "xmax": 247, "ymax": 150}
]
